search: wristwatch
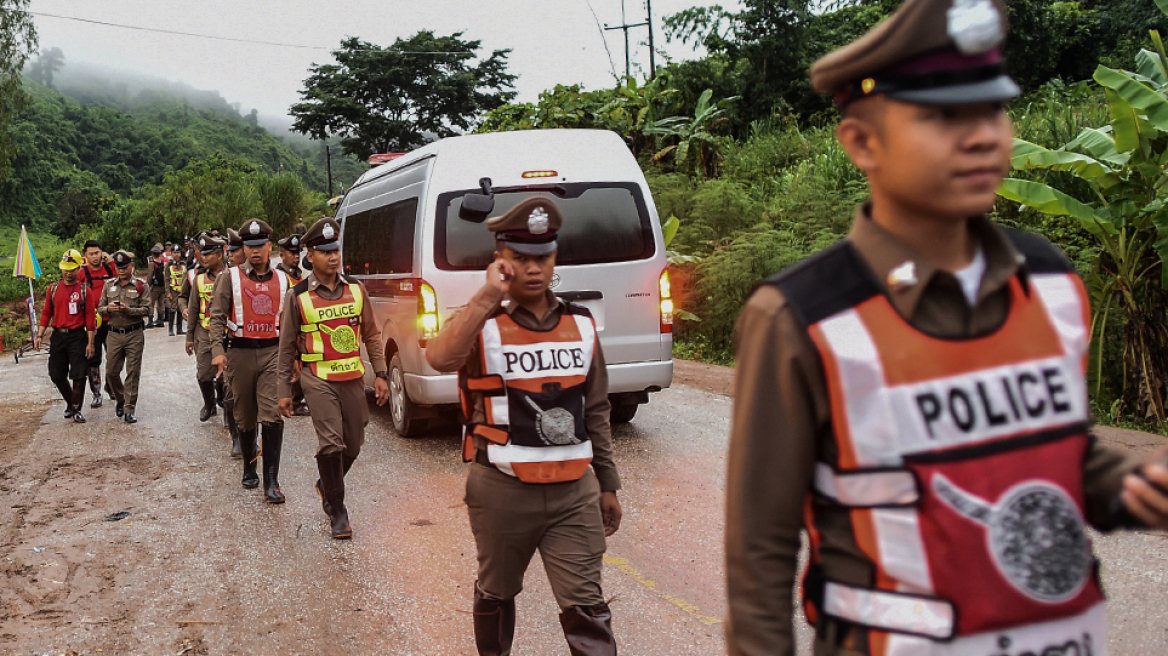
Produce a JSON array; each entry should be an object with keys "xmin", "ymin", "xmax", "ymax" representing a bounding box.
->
[{"xmin": 375, "ymin": 371, "xmax": 389, "ymax": 380}]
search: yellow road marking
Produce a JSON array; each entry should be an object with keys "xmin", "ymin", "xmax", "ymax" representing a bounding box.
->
[{"xmin": 603, "ymin": 554, "xmax": 723, "ymax": 625}]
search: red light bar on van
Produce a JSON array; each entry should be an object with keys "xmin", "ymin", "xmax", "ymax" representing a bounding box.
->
[
  {"xmin": 522, "ymin": 170, "xmax": 558, "ymax": 179},
  {"xmin": 369, "ymin": 153, "xmax": 406, "ymax": 165}
]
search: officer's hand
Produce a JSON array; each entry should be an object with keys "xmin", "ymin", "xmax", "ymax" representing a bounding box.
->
[
  {"xmin": 278, "ymin": 397, "xmax": 295, "ymax": 418},
  {"xmin": 486, "ymin": 259, "xmax": 514, "ymax": 295},
  {"xmin": 182, "ymin": 308, "xmax": 189, "ymax": 321},
  {"xmin": 600, "ymin": 491, "xmax": 622, "ymax": 537},
  {"xmin": 212, "ymin": 354, "xmax": 227, "ymax": 376},
  {"xmin": 185, "ymin": 341, "xmax": 194, "ymax": 356},
  {"xmin": 374, "ymin": 376, "xmax": 390, "ymax": 406},
  {"xmin": 1122, "ymin": 444, "xmax": 1168, "ymax": 530}
]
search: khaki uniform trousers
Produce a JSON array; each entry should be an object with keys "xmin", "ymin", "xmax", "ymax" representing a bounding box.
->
[
  {"xmin": 225, "ymin": 345, "xmax": 279, "ymax": 431},
  {"xmin": 301, "ymin": 370, "xmax": 368, "ymax": 458},
  {"xmin": 149, "ymin": 285, "xmax": 165, "ymax": 320},
  {"xmin": 465, "ymin": 463, "xmax": 607, "ymax": 610},
  {"xmin": 106, "ymin": 328, "xmax": 145, "ymax": 414},
  {"xmin": 165, "ymin": 289, "xmax": 183, "ymax": 313},
  {"xmin": 193, "ymin": 326, "xmax": 217, "ymax": 383}
]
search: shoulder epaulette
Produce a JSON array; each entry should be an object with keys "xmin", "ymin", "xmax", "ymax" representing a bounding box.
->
[
  {"xmin": 762, "ymin": 239, "xmax": 881, "ymax": 328},
  {"xmin": 292, "ymin": 279, "xmax": 312, "ymax": 296},
  {"xmin": 1002, "ymin": 227, "xmax": 1076, "ymax": 275},
  {"xmin": 564, "ymin": 302, "xmax": 593, "ymax": 319}
]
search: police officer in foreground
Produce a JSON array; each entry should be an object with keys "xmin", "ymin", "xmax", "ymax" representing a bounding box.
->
[
  {"xmin": 34, "ymin": 249, "xmax": 96, "ymax": 423},
  {"xmin": 276, "ymin": 218, "xmax": 389, "ymax": 539},
  {"xmin": 210, "ymin": 220, "xmax": 290, "ymax": 501},
  {"xmin": 186, "ymin": 235, "xmax": 225, "ymax": 424},
  {"xmin": 725, "ymin": 1, "xmax": 1168, "ymax": 654},
  {"xmin": 427, "ymin": 198, "xmax": 621, "ymax": 656},
  {"xmin": 98, "ymin": 251, "xmax": 150, "ymax": 423}
]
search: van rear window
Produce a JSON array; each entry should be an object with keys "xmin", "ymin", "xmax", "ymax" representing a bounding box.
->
[{"xmin": 436, "ymin": 183, "xmax": 655, "ymax": 270}]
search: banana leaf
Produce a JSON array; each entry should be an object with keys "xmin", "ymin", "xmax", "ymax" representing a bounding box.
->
[
  {"xmin": 1106, "ymin": 88, "xmax": 1145, "ymax": 157},
  {"xmin": 1135, "ymin": 49, "xmax": 1168, "ymax": 87},
  {"xmin": 998, "ymin": 178, "xmax": 1115, "ymax": 239},
  {"xmin": 1095, "ymin": 66, "xmax": 1168, "ymax": 134},
  {"xmin": 1010, "ymin": 139, "xmax": 1119, "ymax": 186},
  {"xmin": 662, "ymin": 215, "xmax": 680, "ymax": 248},
  {"xmin": 1063, "ymin": 127, "xmax": 1129, "ymax": 168}
]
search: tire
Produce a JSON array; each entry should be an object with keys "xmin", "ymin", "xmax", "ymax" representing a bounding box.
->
[
  {"xmin": 388, "ymin": 353, "xmax": 428, "ymax": 437},
  {"xmin": 610, "ymin": 403, "xmax": 639, "ymax": 424}
]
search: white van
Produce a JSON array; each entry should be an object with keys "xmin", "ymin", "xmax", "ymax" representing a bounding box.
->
[{"xmin": 336, "ymin": 129, "xmax": 674, "ymax": 436}]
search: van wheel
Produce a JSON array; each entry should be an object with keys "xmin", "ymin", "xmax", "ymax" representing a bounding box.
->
[
  {"xmin": 610, "ymin": 403, "xmax": 638, "ymax": 424},
  {"xmin": 389, "ymin": 354, "xmax": 427, "ymax": 437}
]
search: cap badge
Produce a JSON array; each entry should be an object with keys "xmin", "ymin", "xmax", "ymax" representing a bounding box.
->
[
  {"xmin": 861, "ymin": 78, "xmax": 876, "ymax": 95},
  {"xmin": 948, "ymin": 0, "xmax": 1002, "ymax": 55},
  {"xmin": 249, "ymin": 222, "xmax": 260, "ymax": 235},
  {"xmin": 200, "ymin": 238, "xmax": 207, "ymax": 248},
  {"xmin": 888, "ymin": 261, "xmax": 918, "ymax": 288},
  {"xmin": 322, "ymin": 224, "xmax": 335, "ymax": 240},
  {"xmin": 528, "ymin": 207, "xmax": 550, "ymax": 235},
  {"xmin": 291, "ymin": 237, "xmax": 299, "ymax": 246}
]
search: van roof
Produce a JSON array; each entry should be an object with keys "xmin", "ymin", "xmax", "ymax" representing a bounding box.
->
[{"xmin": 350, "ymin": 129, "xmax": 638, "ymax": 190}]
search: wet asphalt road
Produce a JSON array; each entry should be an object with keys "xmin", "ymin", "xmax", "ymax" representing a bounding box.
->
[{"xmin": 2, "ymin": 330, "xmax": 1167, "ymax": 654}]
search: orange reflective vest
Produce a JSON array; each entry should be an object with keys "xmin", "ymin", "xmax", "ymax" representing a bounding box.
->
[
  {"xmin": 295, "ymin": 278, "xmax": 366, "ymax": 381},
  {"xmin": 226, "ymin": 267, "xmax": 288, "ymax": 339},
  {"xmin": 767, "ymin": 233, "xmax": 1104, "ymax": 653},
  {"xmin": 195, "ymin": 270, "xmax": 217, "ymax": 329},
  {"xmin": 460, "ymin": 307, "xmax": 596, "ymax": 484}
]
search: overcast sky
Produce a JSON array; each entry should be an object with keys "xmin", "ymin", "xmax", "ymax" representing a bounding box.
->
[{"xmin": 28, "ymin": 0, "xmax": 741, "ymax": 122}]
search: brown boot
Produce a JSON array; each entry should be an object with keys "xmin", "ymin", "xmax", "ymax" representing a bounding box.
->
[
  {"xmin": 316, "ymin": 453, "xmax": 351, "ymax": 539},
  {"xmin": 559, "ymin": 603, "xmax": 617, "ymax": 656},
  {"xmin": 473, "ymin": 583, "xmax": 515, "ymax": 656}
]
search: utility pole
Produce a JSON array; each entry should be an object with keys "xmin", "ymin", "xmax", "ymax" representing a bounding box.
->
[
  {"xmin": 604, "ymin": 0, "xmax": 656, "ymax": 80},
  {"xmin": 325, "ymin": 145, "xmax": 334, "ymax": 198}
]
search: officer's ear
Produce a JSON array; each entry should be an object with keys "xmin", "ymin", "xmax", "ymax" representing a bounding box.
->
[{"xmin": 838, "ymin": 96, "xmax": 887, "ymax": 175}]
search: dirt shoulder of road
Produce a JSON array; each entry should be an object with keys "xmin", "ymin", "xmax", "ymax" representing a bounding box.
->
[{"xmin": 673, "ymin": 358, "xmax": 1165, "ymax": 456}]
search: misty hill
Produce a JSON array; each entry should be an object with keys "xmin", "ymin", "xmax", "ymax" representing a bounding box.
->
[{"xmin": 0, "ymin": 78, "xmax": 366, "ymax": 232}]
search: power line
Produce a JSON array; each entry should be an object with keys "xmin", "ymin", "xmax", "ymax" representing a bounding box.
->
[
  {"xmin": 7, "ymin": 9, "xmax": 466, "ymax": 54},
  {"xmin": 581, "ymin": 0, "xmax": 619, "ymax": 80}
]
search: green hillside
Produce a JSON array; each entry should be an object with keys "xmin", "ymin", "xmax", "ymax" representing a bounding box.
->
[{"xmin": 0, "ymin": 80, "xmax": 365, "ymax": 235}]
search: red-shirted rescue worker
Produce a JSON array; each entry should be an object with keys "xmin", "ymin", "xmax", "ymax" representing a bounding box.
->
[
  {"xmin": 725, "ymin": 1, "xmax": 1168, "ymax": 655},
  {"xmin": 81, "ymin": 239, "xmax": 116, "ymax": 408},
  {"xmin": 426, "ymin": 198, "xmax": 622, "ymax": 656},
  {"xmin": 34, "ymin": 249, "xmax": 97, "ymax": 423}
]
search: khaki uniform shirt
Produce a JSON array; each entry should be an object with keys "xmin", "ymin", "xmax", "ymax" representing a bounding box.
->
[
  {"xmin": 185, "ymin": 266, "xmax": 222, "ymax": 343},
  {"xmin": 208, "ymin": 262, "xmax": 281, "ymax": 359},
  {"xmin": 426, "ymin": 285, "xmax": 621, "ymax": 492},
  {"xmin": 725, "ymin": 207, "xmax": 1143, "ymax": 656},
  {"xmin": 276, "ymin": 272, "xmax": 387, "ymax": 399},
  {"xmin": 98, "ymin": 276, "xmax": 152, "ymax": 328}
]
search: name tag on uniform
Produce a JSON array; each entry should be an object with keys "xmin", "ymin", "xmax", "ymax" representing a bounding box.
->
[{"xmin": 69, "ymin": 302, "xmax": 79, "ymax": 315}]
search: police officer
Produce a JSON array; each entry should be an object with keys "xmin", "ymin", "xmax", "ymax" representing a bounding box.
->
[
  {"xmin": 426, "ymin": 198, "xmax": 621, "ymax": 656},
  {"xmin": 186, "ymin": 236, "xmax": 226, "ymax": 424},
  {"xmin": 146, "ymin": 244, "xmax": 168, "ymax": 328},
  {"xmin": 221, "ymin": 228, "xmax": 246, "ymax": 452},
  {"xmin": 725, "ymin": 2, "xmax": 1168, "ymax": 654},
  {"xmin": 34, "ymin": 249, "xmax": 96, "ymax": 423},
  {"xmin": 99, "ymin": 250, "xmax": 150, "ymax": 423},
  {"xmin": 276, "ymin": 218, "xmax": 389, "ymax": 538},
  {"xmin": 166, "ymin": 252, "xmax": 188, "ymax": 336},
  {"xmin": 80, "ymin": 239, "xmax": 117, "ymax": 408},
  {"xmin": 209, "ymin": 220, "xmax": 289, "ymax": 502},
  {"xmin": 276, "ymin": 233, "xmax": 310, "ymax": 415}
]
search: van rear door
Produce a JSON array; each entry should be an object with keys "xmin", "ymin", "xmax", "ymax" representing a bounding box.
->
[{"xmin": 434, "ymin": 183, "xmax": 664, "ymax": 365}]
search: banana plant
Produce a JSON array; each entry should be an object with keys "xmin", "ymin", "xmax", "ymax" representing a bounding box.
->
[
  {"xmin": 645, "ymin": 89, "xmax": 739, "ymax": 177},
  {"xmin": 998, "ymin": 26, "xmax": 1168, "ymax": 423}
]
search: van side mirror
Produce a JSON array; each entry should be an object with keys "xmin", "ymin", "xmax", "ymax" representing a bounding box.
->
[{"xmin": 459, "ymin": 177, "xmax": 495, "ymax": 223}]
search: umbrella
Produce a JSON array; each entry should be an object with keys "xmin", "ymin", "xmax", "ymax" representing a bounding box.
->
[{"xmin": 12, "ymin": 225, "xmax": 41, "ymax": 356}]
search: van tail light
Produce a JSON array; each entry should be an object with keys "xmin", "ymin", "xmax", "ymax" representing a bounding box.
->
[
  {"xmin": 418, "ymin": 281, "xmax": 440, "ymax": 346},
  {"xmin": 659, "ymin": 269, "xmax": 674, "ymax": 334}
]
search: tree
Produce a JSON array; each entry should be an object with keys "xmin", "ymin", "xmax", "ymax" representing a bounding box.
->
[
  {"xmin": 27, "ymin": 47, "xmax": 64, "ymax": 88},
  {"xmin": 291, "ymin": 32, "xmax": 517, "ymax": 160},
  {"xmin": 0, "ymin": 0, "xmax": 38, "ymax": 185}
]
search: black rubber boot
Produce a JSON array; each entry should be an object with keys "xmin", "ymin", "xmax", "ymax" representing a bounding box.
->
[
  {"xmin": 167, "ymin": 310, "xmax": 175, "ymax": 336},
  {"xmin": 176, "ymin": 313, "xmax": 185, "ymax": 335},
  {"xmin": 70, "ymin": 378, "xmax": 87, "ymax": 424},
  {"xmin": 316, "ymin": 454, "xmax": 356, "ymax": 517},
  {"xmin": 261, "ymin": 422, "xmax": 285, "ymax": 504},
  {"xmin": 225, "ymin": 399, "xmax": 241, "ymax": 458},
  {"xmin": 198, "ymin": 381, "xmax": 218, "ymax": 422},
  {"xmin": 316, "ymin": 453, "xmax": 351, "ymax": 539},
  {"xmin": 239, "ymin": 428, "xmax": 260, "ymax": 488},
  {"xmin": 215, "ymin": 377, "xmax": 225, "ymax": 408},
  {"xmin": 559, "ymin": 604, "xmax": 617, "ymax": 656},
  {"xmin": 473, "ymin": 583, "xmax": 516, "ymax": 656},
  {"xmin": 87, "ymin": 366, "xmax": 103, "ymax": 408}
]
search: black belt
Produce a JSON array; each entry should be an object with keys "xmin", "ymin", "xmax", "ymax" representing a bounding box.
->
[
  {"xmin": 227, "ymin": 337, "xmax": 279, "ymax": 349},
  {"xmin": 51, "ymin": 326, "xmax": 86, "ymax": 334},
  {"xmin": 109, "ymin": 323, "xmax": 144, "ymax": 334}
]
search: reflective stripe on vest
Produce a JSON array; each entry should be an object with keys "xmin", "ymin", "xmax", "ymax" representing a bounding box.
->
[
  {"xmin": 802, "ymin": 272, "xmax": 1105, "ymax": 646},
  {"xmin": 228, "ymin": 267, "xmax": 287, "ymax": 338},
  {"xmin": 168, "ymin": 266, "xmax": 186, "ymax": 291},
  {"xmin": 472, "ymin": 311, "xmax": 596, "ymax": 484},
  {"xmin": 296, "ymin": 283, "xmax": 366, "ymax": 381},
  {"xmin": 196, "ymin": 272, "xmax": 216, "ymax": 329}
]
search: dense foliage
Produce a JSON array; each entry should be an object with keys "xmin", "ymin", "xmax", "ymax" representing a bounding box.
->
[
  {"xmin": 291, "ymin": 32, "xmax": 517, "ymax": 159},
  {"xmin": 0, "ymin": 0, "xmax": 37, "ymax": 185}
]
